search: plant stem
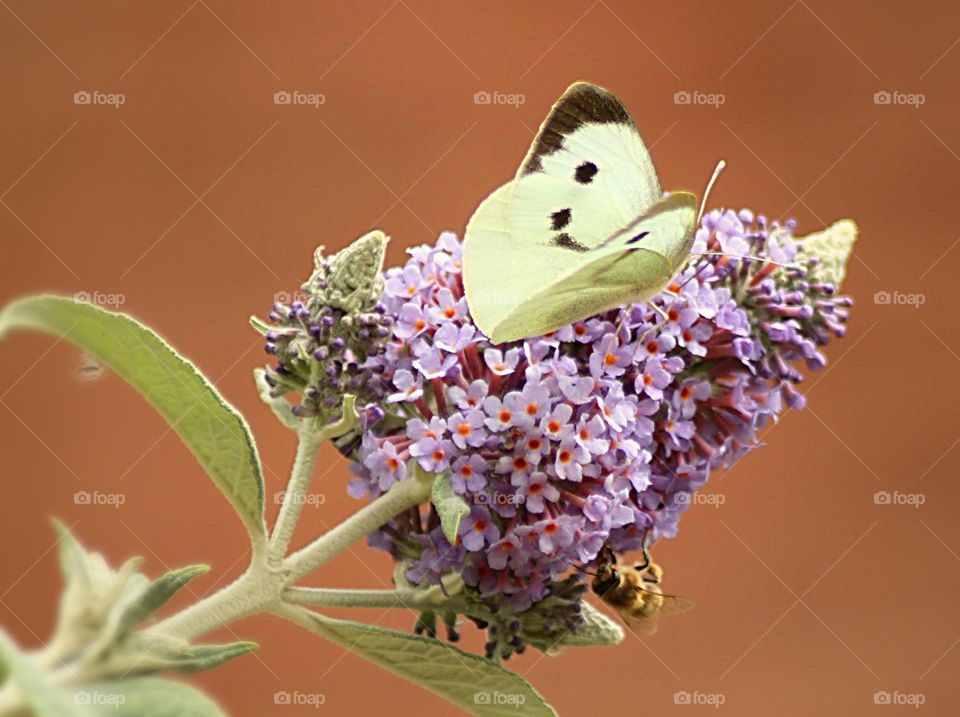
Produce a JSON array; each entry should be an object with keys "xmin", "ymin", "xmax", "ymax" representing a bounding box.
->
[
  {"xmin": 268, "ymin": 427, "xmax": 324, "ymax": 561},
  {"xmin": 147, "ymin": 562, "xmax": 280, "ymax": 642},
  {"xmin": 284, "ymin": 586, "xmax": 448, "ymax": 611},
  {"xmin": 284, "ymin": 469, "xmax": 433, "ymax": 582}
]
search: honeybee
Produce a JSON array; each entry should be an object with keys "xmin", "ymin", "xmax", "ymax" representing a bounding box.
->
[{"xmin": 590, "ymin": 544, "xmax": 694, "ymax": 635}]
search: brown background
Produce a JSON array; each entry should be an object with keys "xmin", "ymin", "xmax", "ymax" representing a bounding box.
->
[{"xmin": 2, "ymin": 1, "xmax": 959, "ymax": 715}]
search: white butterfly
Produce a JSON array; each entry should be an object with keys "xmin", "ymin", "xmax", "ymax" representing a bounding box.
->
[{"xmin": 463, "ymin": 81, "xmax": 710, "ymax": 345}]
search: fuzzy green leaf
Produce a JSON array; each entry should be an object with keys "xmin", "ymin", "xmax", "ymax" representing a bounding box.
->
[
  {"xmin": 431, "ymin": 472, "xmax": 470, "ymax": 545},
  {"xmin": 296, "ymin": 611, "xmax": 555, "ymax": 716},
  {"xmin": 0, "ymin": 630, "xmax": 96, "ymax": 717},
  {"xmin": 0, "ymin": 296, "xmax": 265, "ymax": 538},
  {"xmin": 117, "ymin": 565, "xmax": 209, "ymax": 634}
]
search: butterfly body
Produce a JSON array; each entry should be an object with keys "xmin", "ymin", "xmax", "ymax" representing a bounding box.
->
[{"xmin": 464, "ymin": 82, "xmax": 700, "ymax": 344}]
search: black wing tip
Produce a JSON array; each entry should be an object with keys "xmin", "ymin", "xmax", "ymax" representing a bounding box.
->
[{"xmin": 520, "ymin": 81, "xmax": 635, "ymax": 176}]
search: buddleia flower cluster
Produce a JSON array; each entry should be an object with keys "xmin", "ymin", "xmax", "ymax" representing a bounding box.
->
[
  {"xmin": 337, "ymin": 212, "xmax": 853, "ymax": 658},
  {"xmin": 256, "ymin": 231, "xmax": 394, "ymax": 422}
]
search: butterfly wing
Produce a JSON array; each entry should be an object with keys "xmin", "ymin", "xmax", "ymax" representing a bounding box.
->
[
  {"xmin": 479, "ymin": 193, "xmax": 697, "ymax": 344},
  {"xmin": 464, "ymin": 82, "xmax": 668, "ymax": 341}
]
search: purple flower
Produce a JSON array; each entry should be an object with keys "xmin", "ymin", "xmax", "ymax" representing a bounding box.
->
[
  {"xmin": 447, "ymin": 409, "xmax": 487, "ymax": 449},
  {"xmin": 459, "ymin": 506, "xmax": 500, "ymax": 551},
  {"xmin": 345, "ymin": 213, "xmax": 852, "ymax": 626}
]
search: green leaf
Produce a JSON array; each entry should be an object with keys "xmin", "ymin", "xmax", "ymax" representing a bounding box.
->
[
  {"xmin": 295, "ymin": 610, "xmax": 555, "ymax": 716},
  {"xmin": 524, "ymin": 601, "xmax": 624, "ymax": 652},
  {"xmin": 0, "ymin": 629, "xmax": 96, "ymax": 717},
  {"xmin": 72, "ymin": 678, "xmax": 226, "ymax": 717},
  {"xmin": 0, "ymin": 296, "xmax": 265, "ymax": 538},
  {"xmin": 431, "ymin": 471, "xmax": 470, "ymax": 545},
  {"xmin": 797, "ymin": 219, "xmax": 859, "ymax": 290},
  {"xmin": 117, "ymin": 565, "xmax": 209, "ymax": 634}
]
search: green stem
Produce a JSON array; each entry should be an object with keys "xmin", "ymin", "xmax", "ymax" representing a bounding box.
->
[
  {"xmin": 284, "ymin": 469, "xmax": 433, "ymax": 582},
  {"xmin": 284, "ymin": 586, "xmax": 454, "ymax": 611},
  {"xmin": 268, "ymin": 427, "xmax": 324, "ymax": 562}
]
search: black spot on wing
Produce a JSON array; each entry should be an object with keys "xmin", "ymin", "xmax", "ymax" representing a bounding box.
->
[
  {"xmin": 627, "ymin": 231, "xmax": 650, "ymax": 245},
  {"xmin": 521, "ymin": 82, "xmax": 635, "ymax": 175},
  {"xmin": 575, "ymin": 161, "xmax": 598, "ymax": 184},
  {"xmin": 550, "ymin": 208, "xmax": 572, "ymax": 231},
  {"xmin": 552, "ymin": 233, "xmax": 589, "ymax": 253}
]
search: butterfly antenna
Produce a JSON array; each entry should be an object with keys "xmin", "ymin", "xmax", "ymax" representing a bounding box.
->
[{"xmin": 698, "ymin": 159, "xmax": 726, "ymax": 223}]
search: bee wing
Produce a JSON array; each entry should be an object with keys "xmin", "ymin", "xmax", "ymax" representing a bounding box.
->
[
  {"xmin": 649, "ymin": 592, "xmax": 696, "ymax": 617},
  {"xmin": 620, "ymin": 610, "xmax": 662, "ymax": 636}
]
